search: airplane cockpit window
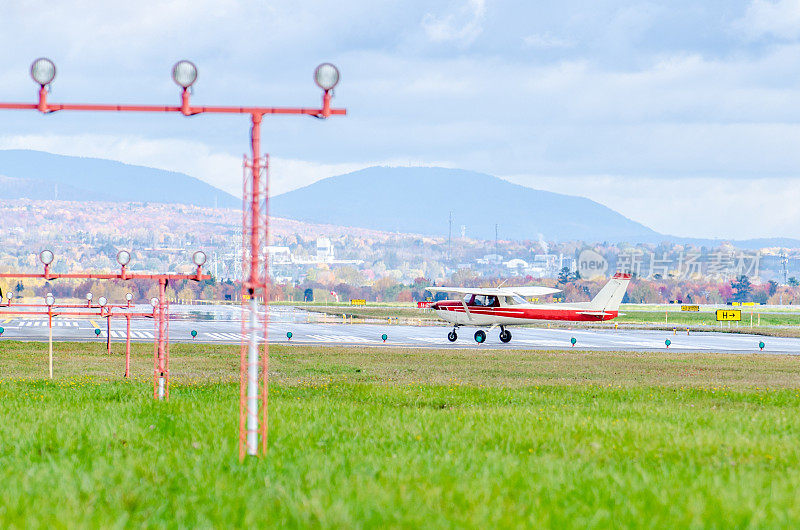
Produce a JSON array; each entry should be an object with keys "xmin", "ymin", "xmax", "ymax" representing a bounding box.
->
[
  {"xmin": 463, "ymin": 294, "xmax": 472, "ymax": 303},
  {"xmin": 511, "ymin": 294, "xmax": 528, "ymax": 305},
  {"xmin": 485, "ymin": 295, "xmax": 498, "ymax": 307},
  {"xmin": 473, "ymin": 295, "xmax": 488, "ymax": 306}
]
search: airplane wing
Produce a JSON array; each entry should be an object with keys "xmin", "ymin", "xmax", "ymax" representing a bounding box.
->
[
  {"xmin": 427, "ymin": 286, "xmax": 561, "ymax": 297},
  {"xmin": 510, "ymin": 286, "xmax": 562, "ymax": 297}
]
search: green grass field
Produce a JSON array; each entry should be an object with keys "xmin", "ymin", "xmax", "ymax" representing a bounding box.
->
[{"xmin": 1, "ymin": 342, "xmax": 799, "ymax": 527}]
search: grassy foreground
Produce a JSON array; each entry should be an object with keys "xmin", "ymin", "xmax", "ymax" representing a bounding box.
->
[{"xmin": 0, "ymin": 342, "xmax": 799, "ymax": 527}]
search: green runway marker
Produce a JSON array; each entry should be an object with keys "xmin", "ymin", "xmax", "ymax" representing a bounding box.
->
[
  {"xmin": 759, "ymin": 341, "xmax": 765, "ymax": 351},
  {"xmin": 382, "ymin": 333, "xmax": 388, "ymax": 342},
  {"xmin": 0, "ymin": 326, "xmax": 4, "ymax": 336},
  {"xmin": 665, "ymin": 339, "xmax": 671, "ymax": 348},
  {"xmin": 286, "ymin": 332, "xmax": 293, "ymax": 340},
  {"xmin": 191, "ymin": 330, "xmax": 197, "ymax": 338},
  {"xmin": 570, "ymin": 337, "xmax": 576, "ymax": 346},
  {"xmin": 94, "ymin": 328, "xmax": 101, "ymax": 336}
]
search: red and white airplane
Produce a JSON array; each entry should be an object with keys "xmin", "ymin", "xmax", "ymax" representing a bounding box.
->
[{"xmin": 427, "ymin": 273, "xmax": 631, "ymax": 343}]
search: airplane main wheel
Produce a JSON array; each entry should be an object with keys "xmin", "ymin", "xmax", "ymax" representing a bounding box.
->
[
  {"xmin": 474, "ymin": 330, "xmax": 486, "ymax": 343},
  {"xmin": 448, "ymin": 331, "xmax": 458, "ymax": 342},
  {"xmin": 499, "ymin": 329, "xmax": 512, "ymax": 343}
]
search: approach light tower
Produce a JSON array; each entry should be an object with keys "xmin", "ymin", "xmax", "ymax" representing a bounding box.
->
[{"xmin": 1, "ymin": 57, "xmax": 346, "ymax": 460}]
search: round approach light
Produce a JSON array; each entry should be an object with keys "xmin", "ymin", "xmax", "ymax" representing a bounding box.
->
[
  {"xmin": 30, "ymin": 58, "xmax": 56, "ymax": 86},
  {"xmin": 172, "ymin": 60, "xmax": 198, "ymax": 88},
  {"xmin": 86, "ymin": 292, "xmax": 93, "ymax": 301},
  {"xmin": 150, "ymin": 297, "xmax": 159, "ymax": 308},
  {"xmin": 45, "ymin": 294, "xmax": 55, "ymax": 306},
  {"xmin": 39, "ymin": 249, "xmax": 54, "ymax": 265},
  {"xmin": 192, "ymin": 250, "xmax": 206, "ymax": 267},
  {"xmin": 314, "ymin": 63, "xmax": 340, "ymax": 91},
  {"xmin": 116, "ymin": 250, "xmax": 131, "ymax": 266},
  {"xmin": 98, "ymin": 296, "xmax": 108, "ymax": 307},
  {"xmin": 125, "ymin": 292, "xmax": 133, "ymax": 302},
  {"xmin": 192, "ymin": 250, "xmax": 207, "ymax": 267},
  {"xmin": 6, "ymin": 292, "xmax": 12, "ymax": 300}
]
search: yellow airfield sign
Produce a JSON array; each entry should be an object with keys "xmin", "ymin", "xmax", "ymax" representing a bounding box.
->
[
  {"xmin": 681, "ymin": 305, "xmax": 699, "ymax": 312},
  {"xmin": 716, "ymin": 309, "xmax": 741, "ymax": 322}
]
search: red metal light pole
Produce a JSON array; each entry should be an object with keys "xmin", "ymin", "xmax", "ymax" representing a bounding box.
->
[{"xmin": 0, "ymin": 58, "xmax": 345, "ymax": 458}]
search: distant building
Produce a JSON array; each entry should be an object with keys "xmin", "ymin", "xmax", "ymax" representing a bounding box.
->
[
  {"xmin": 504, "ymin": 258, "xmax": 529, "ymax": 269},
  {"xmin": 267, "ymin": 246, "xmax": 292, "ymax": 265},
  {"xmin": 316, "ymin": 237, "xmax": 334, "ymax": 262}
]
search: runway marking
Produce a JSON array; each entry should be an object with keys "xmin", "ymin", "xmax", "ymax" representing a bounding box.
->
[
  {"xmin": 90, "ymin": 320, "xmax": 99, "ymax": 329},
  {"xmin": 17, "ymin": 320, "xmax": 79, "ymax": 327},
  {"xmin": 308, "ymin": 334, "xmax": 378, "ymax": 343},
  {"xmin": 205, "ymin": 332, "xmax": 248, "ymax": 341},
  {"xmin": 413, "ymin": 337, "xmax": 453, "ymax": 344},
  {"xmin": 109, "ymin": 330, "xmax": 155, "ymax": 339}
]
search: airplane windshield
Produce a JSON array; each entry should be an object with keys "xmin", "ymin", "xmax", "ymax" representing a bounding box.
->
[{"xmin": 511, "ymin": 294, "xmax": 528, "ymax": 305}]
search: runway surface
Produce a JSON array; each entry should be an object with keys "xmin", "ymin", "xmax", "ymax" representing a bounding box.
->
[{"xmin": 0, "ymin": 305, "xmax": 797, "ymax": 354}]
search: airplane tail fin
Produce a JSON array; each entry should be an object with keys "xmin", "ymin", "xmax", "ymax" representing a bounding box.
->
[{"xmin": 587, "ymin": 273, "xmax": 631, "ymax": 312}]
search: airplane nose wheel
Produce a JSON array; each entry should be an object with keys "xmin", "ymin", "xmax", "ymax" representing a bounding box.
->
[
  {"xmin": 448, "ymin": 330, "xmax": 458, "ymax": 342},
  {"xmin": 499, "ymin": 329, "xmax": 512, "ymax": 343},
  {"xmin": 474, "ymin": 330, "xmax": 486, "ymax": 343}
]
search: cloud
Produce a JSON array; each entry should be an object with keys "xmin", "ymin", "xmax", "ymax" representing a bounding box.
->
[
  {"xmin": 503, "ymin": 173, "xmax": 800, "ymax": 240},
  {"xmin": 4, "ymin": 2, "xmax": 800, "ymax": 240},
  {"xmin": 522, "ymin": 33, "xmax": 575, "ymax": 50},
  {"xmin": 421, "ymin": 0, "xmax": 486, "ymax": 45},
  {"xmin": 736, "ymin": 0, "xmax": 800, "ymax": 40}
]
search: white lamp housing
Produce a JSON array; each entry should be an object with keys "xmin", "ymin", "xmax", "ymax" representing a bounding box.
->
[
  {"xmin": 31, "ymin": 58, "xmax": 56, "ymax": 86},
  {"xmin": 192, "ymin": 250, "xmax": 207, "ymax": 267},
  {"xmin": 39, "ymin": 249, "xmax": 54, "ymax": 265},
  {"xmin": 172, "ymin": 60, "xmax": 198, "ymax": 88},
  {"xmin": 314, "ymin": 63, "xmax": 340, "ymax": 91}
]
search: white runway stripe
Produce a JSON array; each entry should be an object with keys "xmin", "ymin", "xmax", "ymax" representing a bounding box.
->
[
  {"xmin": 413, "ymin": 337, "xmax": 452, "ymax": 344},
  {"xmin": 109, "ymin": 330, "xmax": 155, "ymax": 339},
  {"xmin": 17, "ymin": 320, "xmax": 80, "ymax": 327},
  {"xmin": 205, "ymin": 332, "xmax": 247, "ymax": 341},
  {"xmin": 308, "ymin": 334, "xmax": 378, "ymax": 343}
]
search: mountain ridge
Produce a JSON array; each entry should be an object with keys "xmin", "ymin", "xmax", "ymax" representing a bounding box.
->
[
  {"xmin": 271, "ymin": 166, "xmax": 660, "ymax": 243},
  {"xmin": 270, "ymin": 166, "xmax": 800, "ymax": 249},
  {"xmin": 0, "ymin": 149, "xmax": 239, "ymax": 208},
  {"xmin": 2, "ymin": 151, "xmax": 798, "ymax": 248}
]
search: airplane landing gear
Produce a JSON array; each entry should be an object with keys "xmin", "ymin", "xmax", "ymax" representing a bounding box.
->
[
  {"xmin": 448, "ymin": 330, "xmax": 458, "ymax": 342},
  {"xmin": 499, "ymin": 327, "xmax": 512, "ymax": 343},
  {"xmin": 474, "ymin": 330, "xmax": 487, "ymax": 343}
]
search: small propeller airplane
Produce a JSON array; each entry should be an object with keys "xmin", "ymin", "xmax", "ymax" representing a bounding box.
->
[{"xmin": 427, "ymin": 273, "xmax": 631, "ymax": 343}]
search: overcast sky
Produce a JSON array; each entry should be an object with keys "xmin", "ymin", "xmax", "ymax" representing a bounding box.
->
[{"xmin": 2, "ymin": 1, "xmax": 800, "ymax": 239}]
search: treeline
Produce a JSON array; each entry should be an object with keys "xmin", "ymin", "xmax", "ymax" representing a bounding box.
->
[
  {"xmin": 3, "ymin": 277, "xmax": 239, "ymax": 304},
  {"xmin": 5, "ymin": 272, "xmax": 799, "ymax": 306}
]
